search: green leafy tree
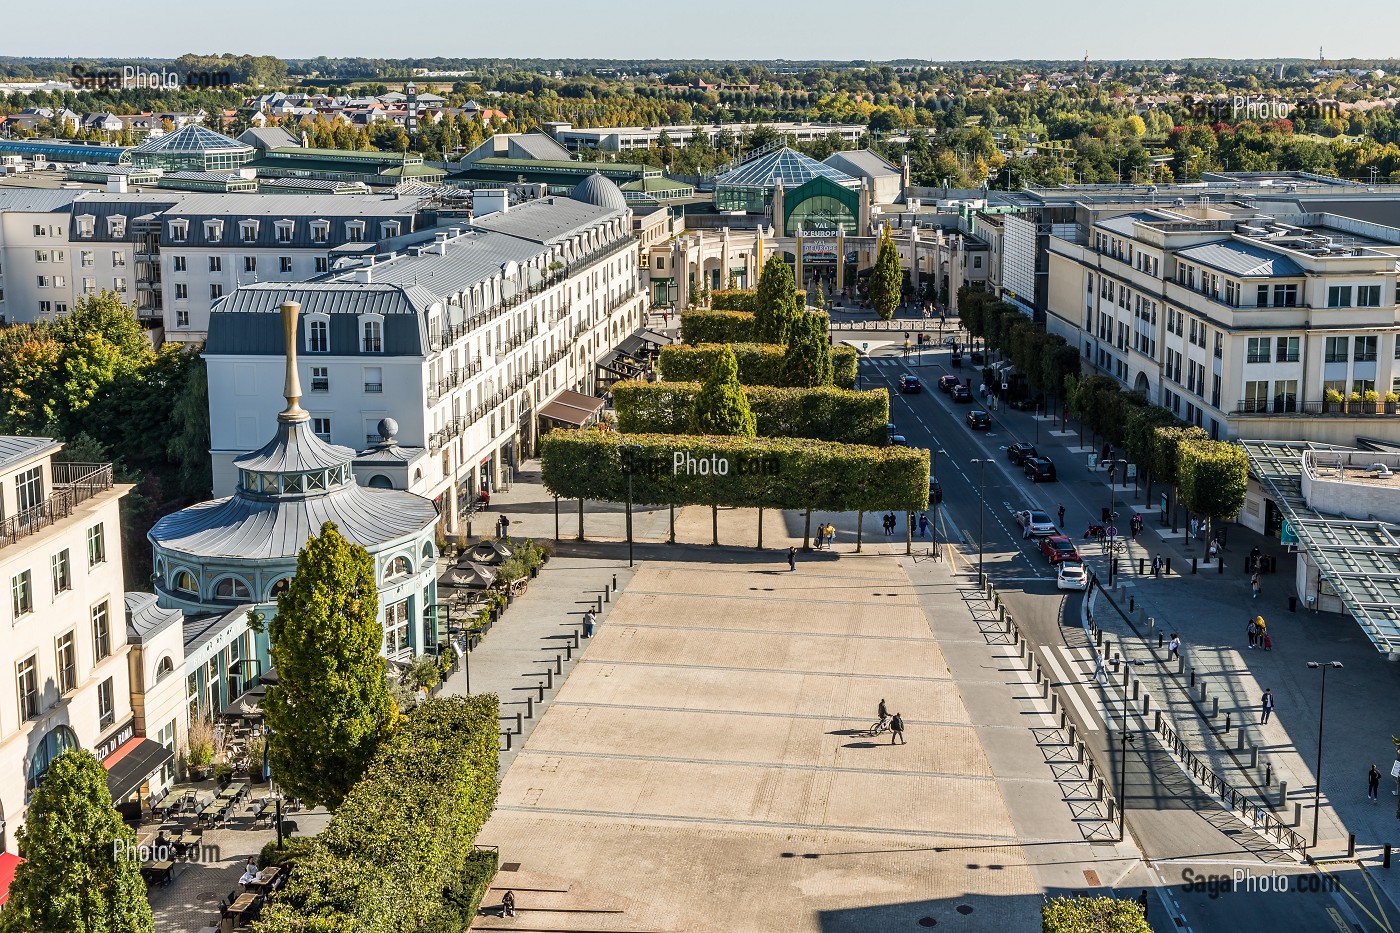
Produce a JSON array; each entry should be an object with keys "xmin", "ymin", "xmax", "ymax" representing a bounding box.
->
[
  {"xmin": 811, "ymin": 279, "xmax": 826, "ymax": 309},
  {"xmin": 781, "ymin": 312, "xmax": 834, "ymax": 388},
  {"xmin": 0, "ymin": 750, "xmax": 153, "ymax": 933},
  {"xmin": 1042, "ymin": 895, "xmax": 1149, "ymax": 933},
  {"xmin": 1177, "ymin": 439, "xmax": 1249, "ymax": 553},
  {"xmin": 264, "ymin": 521, "xmax": 398, "ymax": 810},
  {"xmin": 869, "ymin": 227, "xmax": 902, "ymax": 321},
  {"xmin": 689, "ymin": 346, "xmax": 757, "ymax": 436},
  {"xmin": 754, "ymin": 254, "xmax": 800, "ymax": 344}
]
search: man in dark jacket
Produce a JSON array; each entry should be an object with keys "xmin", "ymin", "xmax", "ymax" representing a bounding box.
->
[{"xmin": 890, "ymin": 712, "xmax": 906, "ymax": 745}]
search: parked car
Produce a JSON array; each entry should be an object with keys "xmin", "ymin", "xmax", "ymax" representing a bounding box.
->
[
  {"xmin": 887, "ymin": 422, "xmax": 898, "ymax": 439},
  {"xmin": 938, "ymin": 374, "xmax": 960, "ymax": 393},
  {"xmin": 889, "ymin": 434, "xmax": 909, "ymax": 447},
  {"xmin": 929, "ymin": 475, "xmax": 943, "ymax": 503},
  {"xmin": 951, "ymin": 384, "xmax": 972, "ymax": 403},
  {"xmin": 1007, "ymin": 442, "xmax": 1037, "ymax": 465},
  {"xmin": 966, "ymin": 409, "xmax": 992, "ymax": 430},
  {"xmin": 898, "ymin": 374, "xmax": 922, "ymax": 393},
  {"xmin": 1057, "ymin": 561, "xmax": 1089, "ymax": 591},
  {"xmin": 1024, "ymin": 457, "xmax": 1057, "ymax": 483},
  {"xmin": 1014, "ymin": 508, "xmax": 1056, "ymax": 536},
  {"xmin": 1039, "ymin": 535, "xmax": 1080, "ymax": 565}
]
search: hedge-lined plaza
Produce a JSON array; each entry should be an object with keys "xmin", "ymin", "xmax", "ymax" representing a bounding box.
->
[{"xmin": 659, "ymin": 342, "xmax": 859, "ymax": 389}]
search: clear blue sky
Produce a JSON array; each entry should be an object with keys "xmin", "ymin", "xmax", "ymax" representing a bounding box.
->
[{"xmin": 6, "ymin": 0, "xmax": 1400, "ymax": 61}]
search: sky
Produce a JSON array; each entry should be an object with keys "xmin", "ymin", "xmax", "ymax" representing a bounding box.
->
[{"xmin": 5, "ymin": 0, "xmax": 1400, "ymax": 62}]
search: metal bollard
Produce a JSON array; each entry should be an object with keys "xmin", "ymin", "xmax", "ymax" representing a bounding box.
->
[
  {"xmin": 1349, "ymin": 834, "xmax": 1356, "ymax": 859},
  {"xmin": 1158, "ymin": 632, "xmax": 1164, "ymax": 648},
  {"xmin": 1138, "ymin": 558, "xmax": 1146, "ymax": 575},
  {"xmin": 565, "ymin": 643, "xmax": 573, "ymax": 661},
  {"xmin": 1050, "ymin": 693, "xmax": 1059, "ymax": 714},
  {"xmin": 1294, "ymin": 802, "xmax": 1303, "ymax": 826},
  {"xmin": 1129, "ymin": 595, "xmax": 1135, "ymax": 613},
  {"xmin": 604, "ymin": 587, "xmax": 609, "ymax": 604},
  {"xmin": 1077, "ymin": 742, "xmax": 1084, "ymax": 763},
  {"xmin": 1154, "ymin": 710, "xmax": 1163, "ymax": 731},
  {"xmin": 1068, "ymin": 723, "xmax": 1077, "ymax": 746},
  {"xmin": 1096, "ymin": 629, "xmax": 1104, "ymax": 647},
  {"xmin": 1385, "ymin": 843, "xmax": 1392, "ymax": 869},
  {"xmin": 503, "ymin": 731, "xmax": 512, "ymax": 751},
  {"xmin": 1177, "ymin": 655, "xmax": 1185, "ymax": 675},
  {"xmin": 1264, "ymin": 762, "xmax": 1271, "ymax": 784},
  {"xmin": 1000, "ymin": 604, "xmax": 1007, "ymax": 623},
  {"xmin": 1132, "ymin": 680, "xmax": 1140, "ymax": 700},
  {"xmin": 536, "ymin": 681, "xmax": 545, "ymax": 701},
  {"xmin": 527, "ymin": 695, "xmax": 535, "ymax": 719},
  {"xmin": 554, "ymin": 655, "xmax": 563, "ymax": 675},
  {"xmin": 1087, "ymin": 759, "xmax": 1096, "ymax": 782},
  {"xmin": 544, "ymin": 668, "xmax": 554, "ymax": 689},
  {"xmin": 1166, "ymin": 557, "xmax": 1172, "ymax": 575},
  {"xmin": 1198, "ymin": 681, "xmax": 1206, "ymax": 700},
  {"xmin": 1211, "ymin": 696, "xmax": 1219, "ymax": 718},
  {"xmin": 1218, "ymin": 558, "xmax": 1224, "ymax": 575},
  {"xmin": 1108, "ymin": 799, "xmax": 1117, "ymax": 823},
  {"xmin": 1250, "ymin": 746, "xmax": 1259, "ymax": 768},
  {"xmin": 516, "ymin": 711, "xmax": 523, "ymax": 733},
  {"xmin": 1237, "ymin": 729, "xmax": 1246, "ymax": 752},
  {"xmin": 597, "ymin": 596, "xmax": 603, "ymax": 613},
  {"xmin": 1278, "ymin": 781, "xmax": 1287, "ymax": 808},
  {"xmin": 1192, "ymin": 557, "xmax": 1198, "ymax": 574},
  {"xmin": 1141, "ymin": 693, "xmax": 1150, "ymax": 715},
  {"xmin": 573, "ymin": 630, "xmax": 581, "ymax": 649},
  {"xmin": 1097, "ymin": 778, "xmax": 1104, "ymax": 800},
  {"xmin": 612, "ymin": 573, "xmax": 617, "ymax": 592},
  {"xmin": 1225, "ymin": 712, "xmax": 1232, "ymax": 733},
  {"xmin": 1190, "ymin": 669, "xmax": 1197, "ymax": 687}
]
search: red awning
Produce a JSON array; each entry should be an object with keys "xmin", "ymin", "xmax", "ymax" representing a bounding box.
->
[{"xmin": 0, "ymin": 852, "xmax": 24, "ymax": 907}]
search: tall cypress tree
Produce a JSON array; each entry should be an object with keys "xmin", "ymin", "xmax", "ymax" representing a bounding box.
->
[
  {"xmin": 264, "ymin": 521, "xmax": 398, "ymax": 810},
  {"xmin": 754, "ymin": 254, "xmax": 800, "ymax": 344},
  {"xmin": 869, "ymin": 227, "xmax": 902, "ymax": 321},
  {"xmin": 782, "ymin": 312, "xmax": 835, "ymax": 388},
  {"xmin": 690, "ymin": 345, "xmax": 757, "ymax": 436},
  {"xmin": 0, "ymin": 751, "xmax": 153, "ymax": 933}
]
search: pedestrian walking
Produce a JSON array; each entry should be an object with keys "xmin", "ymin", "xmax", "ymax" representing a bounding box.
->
[
  {"xmin": 1093, "ymin": 651, "xmax": 1108, "ymax": 685},
  {"xmin": 787, "ymin": 546, "xmax": 797, "ymax": 572},
  {"xmin": 1369, "ymin": 764, "xmax": 1382, "ymax": 801},
  {"xmin": 1168, "ymin": 632, "xmax": 1181, "ymax": 660},
  {"xmin": 1249, "ymin": 545, "xmax": 1262, "ymax": 573},
  {"xmin": 918, "ymin": 513, "xmax": 929, "ymax": 538},
  {"xmin": 826, "ymin": 523, "xmax": 837, "ymax": 549},
  {"xmin": 1209, "ymin": 539, "xmax": 1219, "ymax": 564},
  {"xmin": 890, "ymin": 712, "xmax": 906, "ymax": 745},
  {"xmin": 1247, "ymin": 618, "xmax": 1259, "ymax": 648},
  {"xmin": 815, "ymin": 525, "xmax": 826, "ymax": 549},
  {"xmin": 1137, "ymin": 890, "xmax": 1149, "ymax": 918},
  {"xmin": 1152, "ymin": 555, "xmax": 1163, "ymax": 577},
  {"xmin": 1057, "ymin": 504, "xmax": 1066, "ymax": 528},
  {"xmin": 583, "ymin": 608, "xmax": 596, "ymax": 638},
  {"xmin": 1260, "ymin": 688, "xmax": 1275, "ymax": 724},
  {"xmin": 1251, "ymin": 571, "xmax": 1261, "ymax": 599}
]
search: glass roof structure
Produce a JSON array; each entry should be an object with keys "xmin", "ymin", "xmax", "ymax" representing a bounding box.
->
[
  {"xmin": 125, "ymin": 125, "xmax": 254, "ymax": 172},
  {"xmin": 714, "ymin": 146, "xmax": 858, "ymax": 190},
  {"xmin": 1242, "ymin": 440, "xmax": 1400, "ymax": 653}
]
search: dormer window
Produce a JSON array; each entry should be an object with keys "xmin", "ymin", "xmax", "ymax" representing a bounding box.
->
[
  {"xmin": 107, "ymin": 215, "xmax": 126, "ymax": 238},
  {"xmin": 172, "ymin": 570, "xmax": 197, "ymax": 595},
  {"xmin": 239, "ymin": 220, "xmax": 259, "ymax": 243},
  {"xmin": 311, "ymin": 221, "xmax": 330, "ymax": 244},
  {"xmin": 204, "ymin": 219, "xmax": 223, "ymax": 242},
  {"xmin": 307, "ymin": 314, "xmax": 330, "ymax": 353},
  {"xmin": 380, "ymin": 221, "xmax": 400, "ymax": 239},
  {"xmin": 346, "ymin": 221, "xmax": 365, "ymax": 243},
  {"xmin": 361, "ymin": 315, "xmax": 383, "ymax": 353},
  {"xmin": 75, "ymin": 214, "xmax": 95, "ymax": 238},
  {"xmin": 169, "ymin": 220, "xmax": 188, "ymax": 243},
  {"xmin": 276, "ymin": 220, "xmax": 295, "ymax": 243}
]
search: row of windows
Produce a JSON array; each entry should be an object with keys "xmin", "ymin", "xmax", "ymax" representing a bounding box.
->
[
  {"xmin": 162, "ymin": 544, "xmax": 429, "ymax": 603},
  {"xmin": 17, "ymin": 599, "xmax": 113, "ymax": 725},
  {"xmin": 166, "ymin": 220, "xmax": 395, "ymax": 245},
  {"xmin": 9, "ymin": 525, "xmax": 105, "ymax": 621}
]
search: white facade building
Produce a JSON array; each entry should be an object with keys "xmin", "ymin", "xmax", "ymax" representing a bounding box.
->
[
  {"xmin": 0, "ymin": 438, "xmax": 176, "ymax": 851},
  {"xmin": 0, "ymin": 190, "xmax": 83, "ymax": 324},
  {"xmin": 545, "ymin": 121, "xmax": 866, "ymax": 153},
  {"xmin": 204, "ymin": 177, "xmax": 645, "ymax": 530}
]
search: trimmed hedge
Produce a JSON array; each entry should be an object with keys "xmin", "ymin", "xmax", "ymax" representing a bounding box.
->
[
  {"xmin": 1042, "ymin": 896, "xmax": 1150, "ymax": 933},
  {"xmin": 659, "ymin": 343, "xmax": 858, "ymax": 390},
  {"xmin": 255, "ymin": 696, "xmax": 500, "ymax": 933},
  {"xmin": 612, "ymin": 380, "xmax": 889, "ymax": 446},
  {"xmin": 710, "ymin": 288, "xmax": 808, "ymax": 313},
  {"xmin": 540, "ymin": 429, "xmax": 928, "ymax": 512},
  {"xmin": 680, "ymin": 309, "xmax": 758, "ymax": 344}
]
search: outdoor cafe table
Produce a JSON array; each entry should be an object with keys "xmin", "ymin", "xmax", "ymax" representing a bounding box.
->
[
  {"xmin": 143, "ymin": 860, "xmax": 174, "ymax": 885},
  {"xmin": 229, "ymin": 892, "xmax": 258, "ymax": 922},
  {"xmin": 246, "ymin": 866, "xmax": 280, "ymax": 892},
  {"xmin": 218, "ymin": 782, "xmax": 246, "ymax": 800}
]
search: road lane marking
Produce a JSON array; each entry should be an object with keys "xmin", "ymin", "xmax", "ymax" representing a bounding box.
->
[{"xmin": 1039, "ymin": 647, "xmax": 1101, "ymax": 731}]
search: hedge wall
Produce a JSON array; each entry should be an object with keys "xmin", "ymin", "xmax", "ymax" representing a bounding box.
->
[
  {"xmin": 680, "ymin": 309, "xmax": 758, "ymax": 344},
  {"xmin": 255, "ymin": 695, "xmax": 500, "ymax": 933},
  {"xmin": 1042, "ymin": 896, "xmax": 1149, "ymax": 933},
  {"xmin": 659, "ymin": 343, "xmax": 858, "ymax": 390},
  {"xmin": 540, "ymin": 429, "xmax": 928, "ymax": 512},
  {"xmin": 709, "ymin": 289, "xmax": 808, "ymax": 313},
  {"xmin": 611, "ymin": 379, "xmax": 888, "ymax": 446}
]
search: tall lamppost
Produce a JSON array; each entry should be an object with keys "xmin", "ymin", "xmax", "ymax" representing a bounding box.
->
[
  {"xmin": 621, "ymin": 444, "xmax": 640, "ymax": 568},
  {"xmin": 1305, "ymin": 661, "xmax": 1343, "ymax": 850},
  {"xmin": 971, "ymin": 458, "xmax": 989, "ymax": 582},
  {"xmin": 1116, "ymin": 704, "xmax": 1137, "ymax": 842}
]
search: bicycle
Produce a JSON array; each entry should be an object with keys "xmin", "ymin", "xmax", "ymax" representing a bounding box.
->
[{"xmin": 861, "ymin": 717, "xmax": 891, "ymax": 738}]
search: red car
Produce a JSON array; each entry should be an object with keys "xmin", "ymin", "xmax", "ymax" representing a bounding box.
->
[{"xmin": 1039, "ymin": 535, "xmax": 1080, "ymax": 565}]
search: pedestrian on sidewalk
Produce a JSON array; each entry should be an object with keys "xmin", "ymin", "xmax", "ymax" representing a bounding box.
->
[
  {"xmin": 1168, "ymin": 632, "xmax": 1181, "ymax": 660},
  {"xmin": 815, "ymin": 524, "xmax": 826, "ymax": 550},
  {"xmin": 1209, "ymin": 539, "xmax": 1219, "ymax": 564},
  {"xmin": 1369, "ymin": 764, "xmax": 1382, "ymax": 801},
  {"xmin": 826, "ymin": 523, "xmax": 837, "ymax": 549},
  {"xmin": 918, "ymin": 513, "xmax": 929, "ymax": 538},
  {"xmin": 583, "ymin": 608, "xmax": 596, "ymax": 638},
  {"xmin": 1249, "ymin": 545, "xmax": 1262, "ymax": 573},
  {"xmin": 501, "ymin": 890, "xmax": 517, "ymax": 918},
  {"xmin": 497, "ymin": 514, "xmax": 511, "ymax": 540},
  {"xmin": 1137, "ymin": 890, "xmax": 1149, "ymax": 919},
  {"xmin": 1251, "ymin": 571, "xmax": 1262, "ymax": 599},
  {"xmin": 1058, "ymin": 504, "xmax": 1066, "ymax": 528},
  {"xmin": 787, "ymin": 546, "xmax": 797, "ymax": 572},
  {"xmin": 1247, "ymin": 618, "xmax": 1259, "ymax": 648},
  {"xmin": 1093, "ymin": 651, "xmax": 1108, "ymax": 685},
  {"xmin": 1260, "ymin": 688, "xmax": 1275, "ymax": 724},
  {"xmin": 1152, "ymin": 555, "xmax": 1163, "ymax": 577},
  {"xmin": 890, "ymin": 712, "xmax": 906, "ymax": 744}
]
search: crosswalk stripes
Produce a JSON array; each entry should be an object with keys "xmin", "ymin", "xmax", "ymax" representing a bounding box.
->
[{"xmin": 1038, "ymin": 644, "xmax": 1110, "ymax": 732}]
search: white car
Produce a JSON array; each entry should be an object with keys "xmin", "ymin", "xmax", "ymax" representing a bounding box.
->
[
  {"xmin": 1057, "ymin": 561, "xmax": 1089, "ymax": 591},
  {"xmin": 1015, "ymin": 509, "xmax": 1057, "ymax": 537}
]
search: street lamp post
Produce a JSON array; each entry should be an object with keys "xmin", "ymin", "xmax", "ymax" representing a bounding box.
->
[
  {"xmin": 1306, "ymin": 660, "xmax": 1343, "ymax": 850},
  {"xmin": 971, "ymin": 458, "xmax": 988, "ymax": 582},
  {"xmin": 621, "ymin": 445, "xmax": 639, "ymax": 568},
  {"xmin": 1118, "ymin": 724, "xmax": 1137, "ymax": 842}
]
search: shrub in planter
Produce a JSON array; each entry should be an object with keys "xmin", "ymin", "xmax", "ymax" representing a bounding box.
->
[
  {"xmin": 1042, "ymin": 895, "xmax": 1148, "ymax": 932},
  {"xmin": 409, "ymin": 655, "xmax": 443, "ymax": 690}
]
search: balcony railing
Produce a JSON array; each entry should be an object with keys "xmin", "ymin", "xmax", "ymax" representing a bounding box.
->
[
  {"xmin": 364, "ymin": 382, "xmax": 383, "ymax": 394},
  {"xmin": 1233, "ymin": 398, "xmax": 1400, "ymax": 417},
  {"xmin": 0, "ymin": 463, "xmax": 114, "ymax": 553}
]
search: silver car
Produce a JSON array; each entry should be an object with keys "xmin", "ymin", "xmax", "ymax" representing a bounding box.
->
[
  {"xmin": 1015, "ymin": 508, "xmax": 1056, "ymax": 536},
  {"xmin": 1057, "ymin": 561, "xmax": 1088, "ymax": 590}
]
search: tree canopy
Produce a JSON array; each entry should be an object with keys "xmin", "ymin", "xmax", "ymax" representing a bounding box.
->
[
  {"xmin": 781, "ymin": 311, "xmax": 835, "ymax": 388},
  {"xmin": 263, "ymin": 521, "xmax": 398, "ymax": 810},
  {"xmin": 690, "ymin": 346, "xmax": 757, "ymax": 436},
  {"xmin": 868, "ymin": 227, "xmax": 902, "ymax": 321},
  {"xmin": 753, "ymin": 254, "xmax": 801, "ymax": 344}
]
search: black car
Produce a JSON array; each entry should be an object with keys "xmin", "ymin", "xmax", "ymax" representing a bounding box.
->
[
  {"xmin": 889, "ymin": 434, "xmax": 909, "ymax": 447},
  {"xmin": 898, "ymin": 374, "xmax": 922, "ymax": 393},
  {"xmin": 966, "ymin": 409, "xmax": 991, "ymax": 430},
  {"xmin": 1007, "ymin": 442, "xmax": 1037, "ymax": 465},
  {"xmin": 929, "ymin": 475, "xmax": 943, "ymax": 503},
  {"xmin": 951, "ymin": 384, "xmax": 972, "ymax": 403},
  {"xmin": 1024, "ymin": 457, "xmax": 1057, "ymax": 482},
  {"xmin": 937, "ymin": 374, "xmax": 960, "ymax": 393}
]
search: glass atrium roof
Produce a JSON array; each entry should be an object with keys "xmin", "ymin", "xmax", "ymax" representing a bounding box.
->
[
  {"xmin": 129, "ymin": 124, "xmax": 253, "ymax": 155},
  {"xmin": 715, "ymin": 147, "xmax": 858, "ymax": 190}
]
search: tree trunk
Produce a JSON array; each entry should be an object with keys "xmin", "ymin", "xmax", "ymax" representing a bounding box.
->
[
  {"xmin": 906, "ymin": 512, "xmax": 913, "ymax": 555},
  {"xmin": 856, "ymin": 510, "xmax": 864, "ymax": 553},
  {"xmin": 711, "ymin": 504, "xmax": 718, "ymax": 546},
  {"xmin": 803, "ymin": 508, "xmax": 811, "ymax": 551},
  {"xmin": 756, "ymin": 508, "xmax": 764, "ymax": 550},
  {"xmin": 577, "ymin": 499, "xmax": 585, "ymax": 542},
  {"xmin": 668, "ymin": 504, "xmax": 675, "ymax": 544},
  {"xmin": 554, "ymin": 495, "xmax": 560, "ymax": 543}
]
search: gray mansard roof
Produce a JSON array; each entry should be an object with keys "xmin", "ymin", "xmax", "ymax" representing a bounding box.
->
[
  {"xmin": 206, "ymin": 282, "xmax": 439, "ymax": 357},
  {"xmin": 235, "ymin": 419, "xmax": 358, "ymax": 473},
  {"xmin": 1176, "ymin": 239, "xmax": 1306, "ymax": 278},
  {"xmin": 0, "ymin": 436, "xmax": 61, "ymax": 471},
  {"xmin": 471, "ymin": 194, "xmax": 624, "ymax": 244}
]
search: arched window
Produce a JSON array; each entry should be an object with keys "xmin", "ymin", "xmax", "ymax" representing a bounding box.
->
[
  {"xmin": 27, "ymin": 725, "xmax": 79, "ymax": 791},
  {"xmin": 155, "ymin": 655, "xmax": 176, "ymax": 682},
  {"xmin": 413, "ymin": 468, "xmax": 423, "ymax": 484},
  {"xmin": 213, "ymin": 577, "xmax": 251, "ymax": 600},
  {"xmin": 384, "ymin": 556, "xmax": 412, "ymax": 581},
  {"xmin": 268, "ymin": 577, "xmax": 292, "ymax": 600},
  {"xmin": 422, "ymin": 542, "xmax": 435, "ymax": 561},
  {"xmin": 173, "ymin": 570, "xmax": 198, "ymax": 595},
  {"xmin": 367, "ymin": 474, "xmax": 393, "ymax": 489}
]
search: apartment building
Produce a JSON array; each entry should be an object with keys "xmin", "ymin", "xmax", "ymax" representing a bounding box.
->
[
  {"xmin": 0, "ymin": 438, "xmax": 176, "ymax": 851},
  {"xmin": 544, "ymin": 120, "xmax": 866, "ymax": 153},
  {"xmin": 1045, "ymin": 206, "xmax": 1400, "ymax": 443},
  {"xmin": 66, "ymin": 191, "xmax": 429, "ymax": 342},
  {"xmin": 0, "ymin": 189, "xmax": 83, "ymax": 324},
  {"xmin": 203, "ymin": 177, "xmax": 645, "ymax": 529}
]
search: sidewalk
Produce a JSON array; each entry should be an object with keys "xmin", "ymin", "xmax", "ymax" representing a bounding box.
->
[{"xmin": 1074, "ymin": 481, "xmax": 1400, "ymax": 896}]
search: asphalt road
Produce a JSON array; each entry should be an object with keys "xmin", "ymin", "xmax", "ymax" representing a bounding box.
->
[{"xmin": 858, "ymin": 342, "xmax": 1389, "ymax": 933}]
